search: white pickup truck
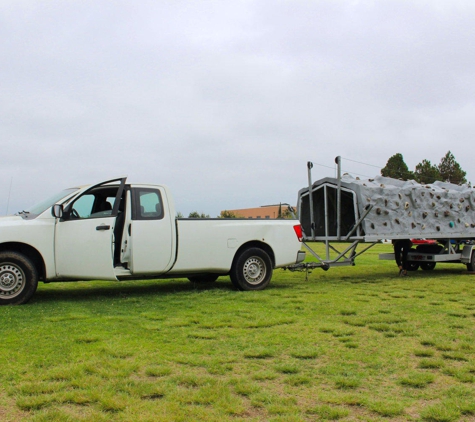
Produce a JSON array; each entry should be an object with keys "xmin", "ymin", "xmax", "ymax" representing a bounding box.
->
[{"xmin": 0, "ymin": 177, "xmax": 305, "ymax": 305}]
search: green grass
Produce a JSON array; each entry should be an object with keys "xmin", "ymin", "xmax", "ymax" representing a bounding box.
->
[{"xmin": 1, "ymin": 243, "xmax": 475, "ymax": 421}]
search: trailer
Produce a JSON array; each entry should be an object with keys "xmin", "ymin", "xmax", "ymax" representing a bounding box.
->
[{"xmin": 289, "ymin": 158, "xmax": 475, "ymax": 274}]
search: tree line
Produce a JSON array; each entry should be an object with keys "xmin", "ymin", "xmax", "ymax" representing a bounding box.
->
[{"xmin": 381, "ymin": 151, "xmax": 468, "ymax": 185}]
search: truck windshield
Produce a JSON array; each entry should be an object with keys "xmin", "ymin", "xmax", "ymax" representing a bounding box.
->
[{"xmin": 19, "ymin": 188, "xmax": 79, "ymax": 219}]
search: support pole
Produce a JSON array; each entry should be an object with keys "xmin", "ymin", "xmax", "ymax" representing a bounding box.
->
[
  {"xmin": 324, "ymin": 185, "xmax": 330, "ymax": 260},
  {"xmin": 307, "ymin": 162, "xmax": 315, "ymax": 240},
  {"xmin": 335, "ymin": 156, "xmax": 341, "ymax": 240}
]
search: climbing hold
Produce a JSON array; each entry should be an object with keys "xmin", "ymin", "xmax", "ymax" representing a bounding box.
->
[
  {"xmin": 395, "ymin": 218, "xmax": 400, "ymax": 224},
  {"xmin": 434, "ymin": 212, "xmax": 438, "ymax": 217},
  {"xmin": 376, "ymin": 208, "xmax": 382, "ymax": 215},
  {"xmin": 444, "ymin": 211, "xmax": 450, "ymax": 217},
  {"xmin": 449, "ymin": 221, "xmax": 455, "ymax": 228},
  {"xmin": 436, "ymin": 226, "xmax": 441, "ymax": 231},
  {"xmin": 422, "ymin": 212, "xmax": 428, "ymax": 219},
  {"xmin": 411, "ymin": 222, "xmax": 416, "ymax": 228},
  {"xmin": 404, "ymin": 202, "xmax": 409, "ymax": 209}
]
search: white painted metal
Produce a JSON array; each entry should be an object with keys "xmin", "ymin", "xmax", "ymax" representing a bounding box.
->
[
  {"xmin": 0, "ymin": 178, "xmax": 303, "ymax": 285},
  {"xmin": 54, "ymin": 216, "xmax": 118, "ymax": 280}
]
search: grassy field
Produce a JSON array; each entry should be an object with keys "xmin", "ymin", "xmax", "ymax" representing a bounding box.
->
[{"xmin": 1, "ymin": 243, "xmax": 475, "ymax": 421}]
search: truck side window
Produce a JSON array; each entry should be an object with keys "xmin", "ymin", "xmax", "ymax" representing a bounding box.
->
[
  {"xmin": 70, "ymin": 194, "xmax": 95, "ymax": 218},
  {"xmin": 68, "ymin": 189, "xmax": 118, "ymax": 219},
  {"xmin": 132, "ymin": 189, "xmax": 164, "ymax": 220}
]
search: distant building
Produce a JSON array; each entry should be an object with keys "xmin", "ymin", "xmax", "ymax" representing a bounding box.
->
[{"xmin": 222, "ymin": 204, "xmax": 295, "ymax": 219}]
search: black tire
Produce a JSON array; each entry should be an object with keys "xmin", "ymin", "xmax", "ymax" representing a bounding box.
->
[
  {"xmin": 420, "ymin": 262, "xmax": 436, "ymax": 271},
  {"xmin": 0, "ymin": 252, "xmax": 38, "ymax": 305},
  {"xmin": 230, "ymin": 248, "xmax": 273, "ymax": 291},
  {"xmin": 188, "ymin": 275, "xmax": 219, "ymax": 283},
  {"xmin": 467, "ymin": 251, "xmax": 475, "ymax": 272},
  {"xmin": 406, "ymin": 261, "xmax": 420, "ymax": 271}
]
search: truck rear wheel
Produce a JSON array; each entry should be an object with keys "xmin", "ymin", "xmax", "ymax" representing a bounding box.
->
[
  {"xmin": 230, "ymin": 247, "xmax": 272, "ymax": 291},
  {"xmin": 0, "ymin": 252, "xmax": 38, "ymax": 305}
]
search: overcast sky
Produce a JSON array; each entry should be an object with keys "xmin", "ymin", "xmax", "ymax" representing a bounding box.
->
[{"xmin": 1, "ymin": 0, "xmax": 474, "ymax": 217}]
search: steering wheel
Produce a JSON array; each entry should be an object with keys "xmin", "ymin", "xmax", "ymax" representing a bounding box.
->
[{"xmin": 71, "ymin": 208, "xmax": 80, "ymax": 219}]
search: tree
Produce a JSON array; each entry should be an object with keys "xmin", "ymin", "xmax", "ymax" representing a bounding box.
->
[
  {"xmin": 277, "ymin": 203, "xmax": 295, "ymax": 219},
  {"xmin": 188, "ymin": 211, "xmax": 210, "ymax": 218},
  {"xmin": 218, "ymin": 210, "xmax": 239, "ymax": 218},
  {"xmin": 381, "ymin": 153, "xmax": 414, "ymax": 180},
  {"xmin": 413, "ymin": 159, "xmax": 441, "ymax": 184},
  {"xmin": 438, "ymin": 151, "xmax": 467, "ymax": 185}
]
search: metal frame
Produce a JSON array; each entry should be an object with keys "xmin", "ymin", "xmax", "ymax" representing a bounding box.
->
[
  {"xmin": 289, "ymin": 158, "xmax": 475, "ymax": 274},
  {"xmin": 290, "ymin": 158, "xmax": 378, "ymax": 272},
  {"xmin": 380, "ymin": 239, "xmax": 474, "ymax": 265}
]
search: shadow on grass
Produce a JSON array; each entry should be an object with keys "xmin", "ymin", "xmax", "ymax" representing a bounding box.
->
[
  {"xmin": 32, "ymin": 278, "xmax": 234, "ymax": 304},
  {"xmin": 30, "ymin": 266, "xmax": 471, "ymax": 305}
]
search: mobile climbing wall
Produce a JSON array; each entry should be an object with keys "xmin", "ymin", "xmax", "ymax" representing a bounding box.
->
[{"xmin": 298, "ymin": 174, "xmax": 475, "ymax": 243}]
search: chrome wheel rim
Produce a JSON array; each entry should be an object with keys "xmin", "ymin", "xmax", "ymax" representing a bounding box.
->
[
  {"xmin": 242, "ymin": 256, "xmax": 266, "ymax": 285},
  {"xmin": 0, "ymin": 262, "xmax": 25, "ymax": 299}
]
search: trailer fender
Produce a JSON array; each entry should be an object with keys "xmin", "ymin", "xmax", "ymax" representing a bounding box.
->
[{"xmin": 461, "ymin": 245, "xmax": 475, "ymax": 271}]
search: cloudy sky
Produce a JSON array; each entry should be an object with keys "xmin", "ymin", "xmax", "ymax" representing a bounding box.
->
[{"xmin": 1, "ymin": 0, "xmax": 474, "ymax": 217}]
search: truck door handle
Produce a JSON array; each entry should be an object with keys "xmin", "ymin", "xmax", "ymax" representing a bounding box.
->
[{"xmin": 96, "ymin": 225, "xmax": 111, "ymax": 231}]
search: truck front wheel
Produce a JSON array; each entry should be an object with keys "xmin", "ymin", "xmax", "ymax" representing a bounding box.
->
[
  {"xmin": 230, "ymin": 248, "xmax": 273, "ymax": 291},
  {"xmin": 0, "ymin": 252, "xmax": 38, "ymax": 305}
]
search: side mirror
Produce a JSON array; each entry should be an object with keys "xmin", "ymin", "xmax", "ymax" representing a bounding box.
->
[{"xmin": 52, "ymin": 204, "xmax": 63, "ymax": 218}]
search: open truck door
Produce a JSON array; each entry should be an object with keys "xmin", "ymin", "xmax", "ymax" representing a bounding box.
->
[{"xmin": 53, "ymin": 178, "xmax": 126, "ymax": 280}]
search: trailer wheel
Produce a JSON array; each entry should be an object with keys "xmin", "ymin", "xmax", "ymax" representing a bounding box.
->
[
  {"xmin": 420, "ymin": 262, "xmax": 436, "ymax": 271},
  {"xmin": 230, "ymin": 247, "xmax": 273, "ymax": 291},
  {"xmin": 0, "ymin": 252, "xmax": 38, "ymax": 305},
  {"xmin": 467, "ymin": 252, "xmax": 475, "ymax": 272},
  {"xmin": 406, "ymin": 262, "xmax": 419, "ymax": 271},
  {"xmin": 188, "ymin": 275, "xmax": 219, "ymax": 283}
]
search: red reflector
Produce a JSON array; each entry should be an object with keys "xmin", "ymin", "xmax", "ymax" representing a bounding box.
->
[{"xmin": 293, "ymin": 225, "xmax": 303, "ymax": 242}]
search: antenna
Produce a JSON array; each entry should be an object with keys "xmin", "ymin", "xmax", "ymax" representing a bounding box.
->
[{"xmin": 6, "ymin": 177, "xmax": 12, "ymax": 216}]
